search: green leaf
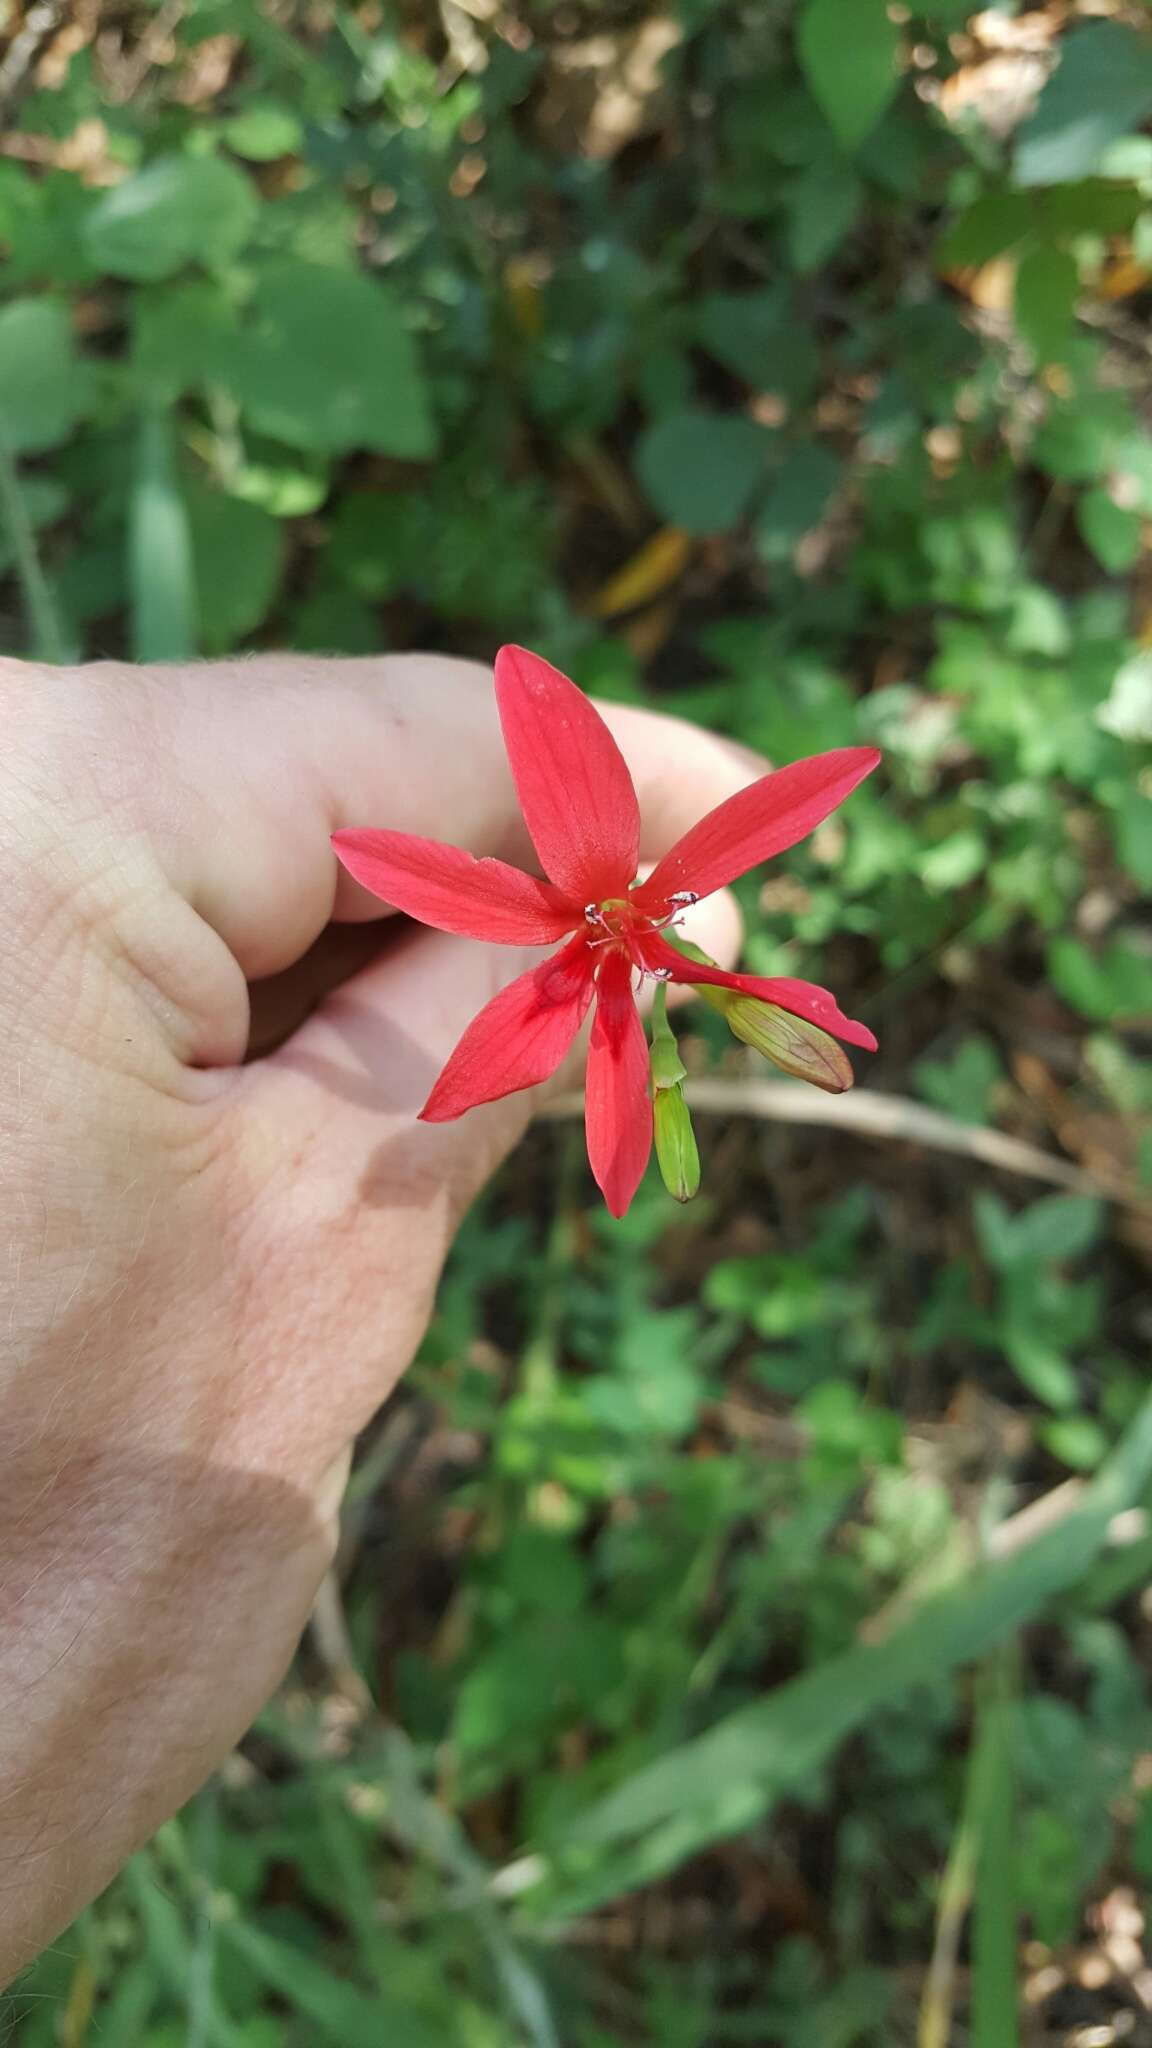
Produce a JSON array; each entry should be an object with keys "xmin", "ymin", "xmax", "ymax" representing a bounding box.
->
[
  {"xmin": 86, "ymin": 154, "xmax": 259, "ymax": 280},
  {"xmin": 1004, "ymin": 1334, "xmax": 1079, "ymax": 1413},
  {"xmin": 755, "ymin": 441, "xmax": 840, "ymax": 562},
  {"xmin": 1007, "ymin": 1194, "xmax": 1102, "ymax": 1265},
  {"xmin": 224, "ymin": 262, "xmax": 436, "ymax": 458},
  {"xmin": 286, "ymin": 581, "xmax": 380, "ymax": 653},
  {"xmin": 130, "ymin": 410, "xmax": 197, "ymax": 662},
  {"xmin": 1015, "ymin": 21, "xmax": 1152, "ymax": 190},
  {"xmin": 1039, "ymin": 1415, "xmax": 1109, "ymax": 1471},
  {"xmin": 222, "ymin": 101, "xmax": 304, "ymax": 160},
  {"xmin": 1111, "ymin": 783, "xmax": 1152, "ymax": 890},
  {"xmin": 696, "ymin": 292, "xmax": 817, "ymax": 403},
  {"xmin": 785, "ymin": 157, "xmax": 862, "ymax": 271},
  {"xmin": 914, "ymin": 1036, "xmax": 1001, "ymax": 1127},
  {"xmin": 185, "ymin": 482, "xmax": 283, "ymax": 652},
  {"xmin": 0, "ymin": 298, "xmax": 89, "ymax": 454},
  {"xmin": 133, "ymin": 280, "xmax": 237, "ymax": 397},
  {"xmin": 937, "ymin": 190, "xmax": 1032, "ymax": 270},
  {"xmin": 1077, "ymin": 487, "xmax": 1143, "ymax": 574},
  {"xmin": 1049, "ymin": 933, "xmax": 1152, "ymax": 1022},
  {"xmin": 1096, "ymin": 652, "xmax": 1152, "ymax": 742},
  {"xmin": 797, "ymin": 0, "xmax": 901, "ymax": 151},
  {"xmin": 1013, "ymin": 243, "xmax": 1078, "ymax": 365},
  {"xmin": 635, "ymin": 408, "xmax": 770, "ymax": 534}
]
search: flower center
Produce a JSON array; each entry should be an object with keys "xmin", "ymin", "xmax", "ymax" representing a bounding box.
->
[{"xmin": 582, "ymin": 891, "xmax": 698, "ymax": 975}]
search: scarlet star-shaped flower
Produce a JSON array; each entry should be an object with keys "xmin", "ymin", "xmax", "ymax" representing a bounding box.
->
[{"xmin": 333, "ymin": 646, "xmax": 880, "ymax": 1217}]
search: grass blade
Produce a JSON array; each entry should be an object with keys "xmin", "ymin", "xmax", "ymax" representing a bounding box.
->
[
  {"xmin": 130, "ymin": 405, "xmax": 197, "ymax": 661},
  {"xmin": 971, "ymin": 1652, "xmax": 1020, "ymax": 2048},
  {"xmin": 538, "ymin": 1390, "xmax": 1152, "ymax": 1913}
]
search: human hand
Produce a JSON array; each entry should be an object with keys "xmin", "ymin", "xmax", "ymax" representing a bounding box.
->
[{"xmin": 0, "ymin": 650, "xmax": 755, "ymax": 1978}]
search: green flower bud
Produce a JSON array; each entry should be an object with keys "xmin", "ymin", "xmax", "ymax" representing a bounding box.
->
[
  {"xmin": 697, "ymin": 988, "xmax": 852, "ymax": 1093},
  {"xmin": 653, "ymin": 1082, "xmax": 701, "ymax": 1202}
]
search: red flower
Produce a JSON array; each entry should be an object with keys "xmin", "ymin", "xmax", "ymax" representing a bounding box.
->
[{"xmin": 333, "ymin": 645, "xmax": 880, "ymax": 1217}]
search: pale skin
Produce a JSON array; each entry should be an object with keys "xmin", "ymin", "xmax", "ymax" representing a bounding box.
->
[{"xmin": 0, "ymin": 650, "xmax": 761, "ymax": 1982}]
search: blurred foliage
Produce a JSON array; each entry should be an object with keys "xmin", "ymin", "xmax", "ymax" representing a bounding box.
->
[{"xmin": 3, "ymin": 0, "xmax": 1152, "ymax": 2041}]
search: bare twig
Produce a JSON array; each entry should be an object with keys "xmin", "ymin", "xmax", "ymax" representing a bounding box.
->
[
  {"xmin": 309, "ymin": 1570, "xmax": 373, "ymax": 1717},
  {"xmin": 545, "ymin": 1079, "xmax": 1145, "ymax": 1206},
  {"xmin": 0, "ymin": 1, "xmax": 62, "ymax": 112}
]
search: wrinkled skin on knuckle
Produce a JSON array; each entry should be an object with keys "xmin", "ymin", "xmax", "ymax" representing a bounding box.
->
[{"xmin": 0, "ymin": 665, "xmax": 239, "ymax": 1075}]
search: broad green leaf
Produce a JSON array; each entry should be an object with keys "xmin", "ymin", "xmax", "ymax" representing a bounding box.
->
[
  {"xmin": 287, "ymin": 582, "xmax": 381, "ymax": 653},
  {"xmin": 224, "ymin": 262, "xmax": 436, "ymax": 458},
  {"xmin": 937, "ymin": 190, "xmax": 1032, "ymax": 270},
  {"xmin": 0, "ymin": 298, "xmax": 89, "ymax": 454},
  {"xmin": 1006, "ymin": 1194, "xmax": 1102, "ymax": 1265},
  {"xmin": 1004, "ymin": 1333, "xmax": 1079, "ymax": 1413},
  {"xmin": 914, "ymin": 1036, "xmax": 1001, "ymax": 1127},
  {"xmin": 1015, "ymin": 21, "xmax": 1152, "ymax": 189},
  {"xmin": 130, "ymin": 410, "xmax": 197, "ymax": 662},
  {"xmin": 1111, "ymin": 783, "xmax": 1152, "ymax": 890},
  {"xmin": 755, "ymin": 441, "xmax": 840, "ymax": 562},
  {"xmin": 797, "ymin": 0, "xmax": 900, "ymax": 151},
  {"xmin": 1013, "ymin": 243, "xmax": 1078, "ymax": 365},
  {"xmin": 186, "ymin": 483, "xmax": 283, "ymax": 651},
  {"xmin": 635, "ymin": 409, "xmax": 770, "ymax": 535},
  {"xmin": 696, "ymin": 291, "xmax": 817, "ymax": 402},
  {"xmin": 1033, "ymin": 389, "xmax": 1135, "ymax": 483},
  {"xmin": 1096, "ymin": 652, "xmax": 1152, "ymax": 742},
  {"xmin": 1049, "ymin": 933, "xmax": 1152, "ymax": 1022},
  {"xmin": 785, "ymin": 157, "xmax": 862, "ymax": 271},
  {"xmin": 1040, "ymin": 1415, "xmax": 1109, "ymax": 1471},
  {"xmin": 133, "ymin": 280, "xmax": 237, "ymax": 396},
  {"xmin": 1077, "ymin": 487, "xmax": 1143, "ymax": 574},
  {"xmin": 222, "ymin": 101, "xmax": 304, "ymax": 160},
  {"xmin": 86, "ymin": 154, "xmax": 258, "ymax": 280}
]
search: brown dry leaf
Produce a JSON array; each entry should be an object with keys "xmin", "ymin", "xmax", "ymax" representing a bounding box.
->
[
  {"xmin": 588, "ymin": 527, "xmax": 691, "ymax": 618},
  {"xmin": 535, "ymin": 15, "xmax": 682, "ymax": 160},
  {"xmin": 1098, "ymin": 254, "xmax": 1152, "ymax": 302},
  {"xmin": 938, "ymin": 9, "xmax": 1061, "ymax": 141},
  {"xmin": 945, "ymin": 253, "xmax": 1018, "ymax": 311}
]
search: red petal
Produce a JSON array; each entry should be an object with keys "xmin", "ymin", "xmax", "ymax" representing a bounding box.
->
[
  {"xmin": 637, "ymin": 932, "xmax": 878, "ymax": 1052},
  {"xmin": 584, "ymin": 949, "xmax": 652, "ymax": 1218},
  {"xmin": 333, "ymin": 829, "xmax": 574, "ymax": 944},
  {"xmin": 494, "ymin": 645, "xmax": 641, "ymax": 904},
  {"xmin": 420, "ymin": 934, "xmax": 594, "ymax": 1120},
  {"xmin": 635, "ymin": 747, "xmax": 881, "ymax": 907}
]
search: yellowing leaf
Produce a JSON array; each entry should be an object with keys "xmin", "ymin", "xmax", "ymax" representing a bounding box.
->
[{"xmin": 588, "ymin": 527, "xmax": 691, "ymax": 617}]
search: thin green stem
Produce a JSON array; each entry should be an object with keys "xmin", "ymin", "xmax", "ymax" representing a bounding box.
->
[{"xmin": 0, "ymin": 440, "xmax": 70, "ymax": 663}]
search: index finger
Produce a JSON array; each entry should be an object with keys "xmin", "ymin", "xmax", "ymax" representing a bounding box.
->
[{"xmin": 111, "ymin": 652, "xmax": 766, "ymax": 985}]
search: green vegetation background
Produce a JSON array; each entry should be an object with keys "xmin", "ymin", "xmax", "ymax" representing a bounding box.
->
[{"xmin": 3, "ymin": 1, "xmax": 1152, "ymax": 2040}]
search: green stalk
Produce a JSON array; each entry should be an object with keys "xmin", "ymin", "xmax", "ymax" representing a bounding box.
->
[{"xmin": 0, "ymin": 439, "xmax": 71, "ymax": 662}]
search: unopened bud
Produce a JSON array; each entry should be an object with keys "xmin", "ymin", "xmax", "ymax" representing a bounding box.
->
[
  {"xmin": 653, "ymin": 1083, "xmax": 701, "ymax": 1202},
  {"xmin": 698, "ymin": 988, "xmax": 853, "ymax": 1093}
]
